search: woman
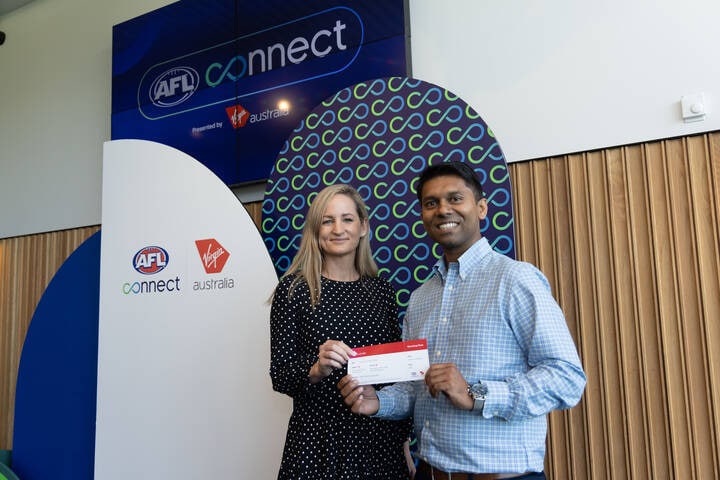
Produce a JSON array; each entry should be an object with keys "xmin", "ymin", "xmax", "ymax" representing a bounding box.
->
[{"xmin": 269, "ymin": 184, "xmax": 413, "ymax": 479}]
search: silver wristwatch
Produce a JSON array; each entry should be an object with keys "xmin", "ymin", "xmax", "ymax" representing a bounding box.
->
[{"xmin": 467, "ymin": 381, "xmax": 488, "ymax": 413}]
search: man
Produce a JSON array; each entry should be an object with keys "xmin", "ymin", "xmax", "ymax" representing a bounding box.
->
[{"xmin": 338, "ymin": 161, "xmax": 586, "ymax": 480}]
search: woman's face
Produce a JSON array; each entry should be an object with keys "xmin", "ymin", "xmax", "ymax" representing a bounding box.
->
[{"xmin": 318, "ymin": 194, "xmax": 368, "ymax": 260}]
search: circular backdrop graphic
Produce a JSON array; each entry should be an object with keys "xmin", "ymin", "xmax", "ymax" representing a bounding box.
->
[{"xmin": 262, "ymin": 76, "xmax": 515, "ymax": 317}]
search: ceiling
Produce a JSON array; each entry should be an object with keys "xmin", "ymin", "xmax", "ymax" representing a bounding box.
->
[{"xmin": 0, "ymin": 0, "xmax": 35, "ymax": 17}]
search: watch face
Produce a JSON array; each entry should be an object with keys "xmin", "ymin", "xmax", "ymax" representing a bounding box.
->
[{"xmin": 470, "ymin": 382, "xmax": 488, "ymax": 398}]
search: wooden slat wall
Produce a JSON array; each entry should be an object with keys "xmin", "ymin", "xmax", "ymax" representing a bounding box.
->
[
  {"xmin": 1, "ymin": 132, "xmax": 718, "ymax": 479},
  {"xmin": 511, "ymin": 133, "xmax": 720, "ymax": 479}
]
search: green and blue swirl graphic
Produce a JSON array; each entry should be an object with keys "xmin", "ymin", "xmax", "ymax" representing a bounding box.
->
[{"xmin": 262, "ymin": 77, "xmax": 515, "ymax": 316}]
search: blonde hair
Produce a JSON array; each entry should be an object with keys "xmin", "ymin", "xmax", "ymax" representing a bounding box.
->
[{"xmin": 276, "ymin": 184, "xmax": 378, "ymax": 307}]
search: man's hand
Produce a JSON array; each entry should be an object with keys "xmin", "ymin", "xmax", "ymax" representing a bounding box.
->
[
  {"xmin": 337, "ymin": 375, "xmax": 380, "ymax": 415},
  {"xmin": 424, "ymin": 363, "xmax": 474, "ymax": 410}
]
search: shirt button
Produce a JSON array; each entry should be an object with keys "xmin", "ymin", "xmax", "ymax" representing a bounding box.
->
[
  {"xmin": 448, "ymin": 285, "xmax": 454, "ymax": 290},
  {"xmin": 425, "ymin": 420, "xmax": 430, "ymax": 427},
  {"xmin": 435, "ymin": 351, "xmax": 441, "ymax": 357},
  {"xmin": 442, "ymin": 317, "xmax": 447, "ymax": 323}
]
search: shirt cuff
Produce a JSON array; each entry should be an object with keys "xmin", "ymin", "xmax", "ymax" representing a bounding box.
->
[
  {"xmin": 375, "ymin": 389, "xmax": 392, "ymax": 417},
  {"xmin": 481, "ymin": 380, "xmax": 511, "ymax": 419}
]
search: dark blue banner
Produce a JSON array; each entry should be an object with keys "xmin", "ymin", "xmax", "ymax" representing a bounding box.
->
[{"xmin": 112, "ymin": 0, "xmax": 408, "ymax": 185}]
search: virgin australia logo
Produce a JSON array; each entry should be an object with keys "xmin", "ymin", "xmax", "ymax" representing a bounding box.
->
[{"xmin": 194, "ymin": 238, "xmax": 230, "ymax": 274}]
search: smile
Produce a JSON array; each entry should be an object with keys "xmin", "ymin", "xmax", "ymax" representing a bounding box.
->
[{"xmin": 438, "ymin": 222, "xmax": 459, "ymax": 230}]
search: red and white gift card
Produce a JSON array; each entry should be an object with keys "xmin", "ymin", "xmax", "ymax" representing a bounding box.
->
[{"xmin": 348, "ymin": 339, "xmax": 429, "ymax": 385}]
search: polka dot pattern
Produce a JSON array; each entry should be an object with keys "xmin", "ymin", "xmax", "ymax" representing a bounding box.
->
[{"xmin": 270, "ymin": 275, "xmax": 412, "ymax": 479}]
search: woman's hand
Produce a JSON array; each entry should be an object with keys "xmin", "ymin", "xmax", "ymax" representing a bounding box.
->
[{"xmin": 309, "ymin": 339, "xmax": 355, "ymax": 383}]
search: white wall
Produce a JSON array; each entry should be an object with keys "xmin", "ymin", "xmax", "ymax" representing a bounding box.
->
[
  {"xmin": 409, "ymin": 0, "xmax": 719, "ymax": 162},
  {"xmin": 1, "ymin": 0, "xmax": 719, "ymax": 238},
  {"xmin": 0, "ymin": 0, "xmax": 176, "ymax": 239}
]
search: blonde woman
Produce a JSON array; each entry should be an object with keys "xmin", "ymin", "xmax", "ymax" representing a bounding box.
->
[{"xmin": 270, "ymin": 184, "xmax": 413, "ymax": 479}]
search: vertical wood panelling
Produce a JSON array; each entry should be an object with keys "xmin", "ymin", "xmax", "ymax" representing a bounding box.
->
[
  {"xmin": 549, "ymin": 158, "xmax": 584, "ymax": 479},
  {"xmin": 664, "ymin": 138, "xmax": 698, "ymax": 479},
  {"xmin": 566, "ymin": 152, "xmax": 608, "ymax": 478},
  {"xmin": 1, "ymin": 132, "xmax": 719, "ymax": 479},
  {"xmin": 608, "ymin": 146, "xmax": 645, "ymax": 478},
  {"xmin": 628, "ymin": 144, "xmax": 671, "ymax": 479},
  {"xmin": 510, "ymin": 132, "xmax": 720, "ymax": 479},
  {"xmin": 684, "ymin": 135, "xmax": 720, "ymax": 478},
  {"xmin": 678, "ymin": 136, "xmax": 708, "ymax": 480},
  {"xmin": 587, "ymin": 149, "xmax": 626, "ymax": 478},
  {"xmin": 701, "ymin": 134, "xmax": 720, "ymax": 480}
]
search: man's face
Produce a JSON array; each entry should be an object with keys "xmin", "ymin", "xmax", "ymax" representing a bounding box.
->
[{"xmin": 420, "ymin": 175, "xmax": 488, "ymax": 263}]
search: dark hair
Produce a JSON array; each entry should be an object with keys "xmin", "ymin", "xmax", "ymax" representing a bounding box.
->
[{"xmin": 416, "ymin": 161, "xmax": 485, "ymax": 201}]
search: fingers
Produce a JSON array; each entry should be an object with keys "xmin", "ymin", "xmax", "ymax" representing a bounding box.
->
[
  {"xmin": 337, "ymin": 375, "xmax": 360, "ymax": 402},
  {"xmin": 327, "ymin": 339, "xmax": 355, "ymax": 357},
  {"xmin": 317, "ymin": 340, "xmax": 356, "ymax": 371},
  {"xmin": 424, "ymin": 363, "xmax": 469, "ymax": 405},
  {"xmin": 337, "ymin": 375, "xmax": 380, "ymax": 415},
  {"xmin": 425, "ymin": 363, "xmax": 462, "ymax": 386}
]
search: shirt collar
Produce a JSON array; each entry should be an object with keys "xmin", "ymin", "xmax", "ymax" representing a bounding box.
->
[{"xmin": 433, "ymin": 237, "xmax": 491, "ymax": 281}]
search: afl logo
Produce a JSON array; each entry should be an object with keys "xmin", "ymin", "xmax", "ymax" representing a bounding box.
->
[
  {"xmin": 149, "ymin": 67, "xmax": 199, "ymax": 108},
  {"xmin": 133, "ymin": 246, "xmax": 169, "ymax": 275}
]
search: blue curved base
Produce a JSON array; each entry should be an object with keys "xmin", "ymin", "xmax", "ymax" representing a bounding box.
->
[{"xmin": 12, "ymin": 231, "xmax": 101, "ymax": 479}]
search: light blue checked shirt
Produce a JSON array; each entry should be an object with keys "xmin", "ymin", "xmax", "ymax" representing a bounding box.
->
[{"xmin": 376, "ymin": 237, "xmax": 586, "ymax": 473}]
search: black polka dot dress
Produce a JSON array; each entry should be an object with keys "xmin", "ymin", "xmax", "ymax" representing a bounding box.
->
[{"xmin": 270, "ymin": 274, "xmax": 412, "ymax": 480}]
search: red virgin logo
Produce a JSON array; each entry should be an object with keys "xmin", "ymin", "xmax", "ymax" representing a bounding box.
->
[
  {"xmin": 194, "ymin": 238, "xmax": 230, "ymax": 274},
  {"xmin": 225, "ymin": 104, "xmax": 249, "ymax": 129}
]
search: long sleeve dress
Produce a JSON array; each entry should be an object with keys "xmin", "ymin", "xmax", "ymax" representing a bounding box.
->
[{"xmin": 270, "ymin": 274, "xmax": 412, "ymax": 480}]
